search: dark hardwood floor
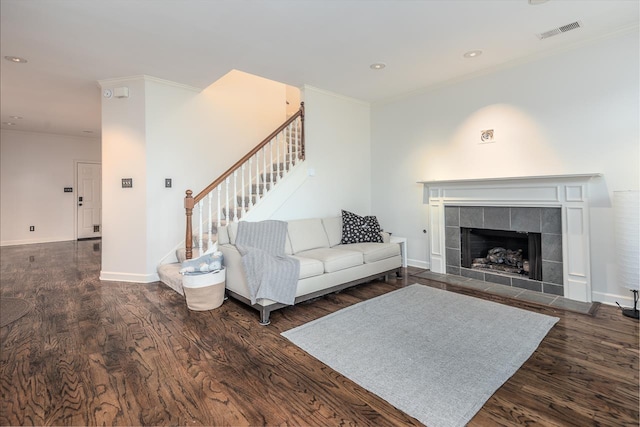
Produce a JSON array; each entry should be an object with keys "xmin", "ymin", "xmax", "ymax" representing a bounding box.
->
[{"xmin": 1, "ymin": 240, "xmax": 638, "ymax": 426}]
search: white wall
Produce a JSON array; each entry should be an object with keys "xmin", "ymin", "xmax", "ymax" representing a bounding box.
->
[
  {"xmin": 370, "ymin": 30, "xmax": 639, "ymax": 304},
  {"xmin": 271, "ymin": 86, "xmax": 372, "ymax": 220},
  {"xmin": 0, "ymin": 129, "xmax": 101, "ymax": 246},
  {"xmin": 100, "ymin": 71, "xmax": 292, "ymax": 281}
]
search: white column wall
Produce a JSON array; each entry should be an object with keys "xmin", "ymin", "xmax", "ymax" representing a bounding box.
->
[
  {"xmin": 100, "ymin": 77, "xmax": 149, "ymax": 282},
  {"xmin": 0, "ymin": 129, "xmax": 101, "ymax": 246},
  {"xmin": 370, "ymin": 30, "xmax": 639, "ymax": 304}
]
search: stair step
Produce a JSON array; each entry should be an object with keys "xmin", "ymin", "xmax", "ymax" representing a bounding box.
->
[
  {"xmin": 262, "ymin": 171, "xmax": 285, "ymax": 182},
  {"xmin": 222, "ymin": 206, "xmax": 244, "ymax": 221},
  {"xmin": 236, "ymin": 195, "xmax": 257, "ymax": 207},
  {"xmin": 157, "ymin": 262, "xmax": 184, "ymax": 295},
  {"xmin": 251, "ymin": 183, "xmax": 272, "ymax": 194},
  {"xmin": 272, "ymin": 162, "xmax": 296, "ymax": 172}
]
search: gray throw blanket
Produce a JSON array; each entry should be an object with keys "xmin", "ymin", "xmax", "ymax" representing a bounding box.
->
[{"xmin": 235, "ymin": 220, "xmax": 300, "ymax": 305}]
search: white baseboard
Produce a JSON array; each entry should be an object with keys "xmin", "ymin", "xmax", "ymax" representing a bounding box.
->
[
  {"xmin": 100, "ymin": 271, "xmax": 159, "ymax": 283},
  {"xmin": 1, "ymin": 237, "xmax": 74, "ymax": 247},
  {"xmin": 408, "ymin": 258, "xmax": 429, "ymax": 269},
  {"xmin": 592, "ymin": 290, "xmax": 635, "ymax": 307}
]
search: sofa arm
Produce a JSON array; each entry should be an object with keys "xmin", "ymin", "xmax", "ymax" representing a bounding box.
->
[
  {"xmin": 380, "ymin": 231, "xmax": 391, "ymax": 243},
  {"xmin": 219, "ymin": 244, "xmax": 251, "ymax": 299}
]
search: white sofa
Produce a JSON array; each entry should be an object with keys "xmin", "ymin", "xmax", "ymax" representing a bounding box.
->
[{"xmin": 218, "ymin": 217, "xmax": 402, "ymax": 324}]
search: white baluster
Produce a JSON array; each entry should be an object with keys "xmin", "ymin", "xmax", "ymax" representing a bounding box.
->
[
  {"xmin": 217, "ymin": 186, "xmax": 221, "ymax": 228},
  {"xmin": 262, "ymin": 146, "xmax": 267, "ymax": 196},
  {"xmin": 241, "ymin": 164, "xmax": 246, "ymax": 217},
  {"xmin": 288, "ymin": 123, "xmax": 293, "ymax": 170},
  {"xmin": 248, "ymin": 158, "xmax": 254, "ymax": 208},
  {"xmin": 233, "ymin": 170, "xmax": 238, "ymax": 222},
  {"xmin": 226, "ymin": 177, "xmax": 230, "ymax": 222},
  {"xmin": 294, "ymin": 117, "xmax": 299, "ymax": 164},
  {"xmin": 207, "ymin": 192, "xmax": 213, "ymax": 251},
  {"xmin": 198, "ymin": 202, "xmax": 203, "ymax": 255},
  {"xmin": 255, "ymin": 151, "xmax": 260, "ymax": 203},
  {"xmin": 270, "ymin": 139, "xmax": 274, "ymax": 188},
  {"xmin": 276, "ymin": 133, "xmax": 281, "ymax": 182}
]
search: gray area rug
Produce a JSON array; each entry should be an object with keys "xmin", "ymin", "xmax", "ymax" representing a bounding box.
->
[
  {"xmin": 0, "ymin": 297, "xmax": 32, "ymax": 327},
  {"xmin": 282, "ymin": 284, "xmax": 559, "ymax": 427}
]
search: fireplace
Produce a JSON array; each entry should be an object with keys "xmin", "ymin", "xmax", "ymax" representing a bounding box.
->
[
  {"xmin": 421, "ymin": 174, "xmax": 600, "ymax": 302},
  {"xmin": 460, "ymin": 228, "xmax": 542, "ymax": 281},
  {"xmin": 442, "ymin": 206, "xmax": 562, "ymax": 295}
]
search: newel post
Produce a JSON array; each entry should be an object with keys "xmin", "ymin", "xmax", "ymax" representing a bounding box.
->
[{"xmin": 184, "ymin": 190, "xmax": 194, "ymax": 260}]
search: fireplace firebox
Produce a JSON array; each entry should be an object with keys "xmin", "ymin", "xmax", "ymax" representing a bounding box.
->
[{"xmin": 460, "ymin": 228, "xmax": 542, "ymax": 281}]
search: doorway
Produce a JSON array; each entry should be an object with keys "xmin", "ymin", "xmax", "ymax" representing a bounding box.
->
[{"xmin": 76, "ymin": 162, "xmax": 102, "ymax": 239}]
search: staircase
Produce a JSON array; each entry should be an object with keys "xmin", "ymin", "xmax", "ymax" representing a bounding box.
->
[{"xmin": 157, "ymin": 103, "xmax": 305, "ymax": 294}]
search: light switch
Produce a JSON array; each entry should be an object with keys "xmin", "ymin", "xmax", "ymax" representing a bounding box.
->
[
  {"xmin": 122, "ymin": 178, "xmax": 133, "ymax": 188},
  {"xmin": 165, "ymin": 178, "xmax": 172, "ymax": 188}
]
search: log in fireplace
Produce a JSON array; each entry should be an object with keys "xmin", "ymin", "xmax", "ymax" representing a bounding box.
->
[{"xmin": 460, "ymin": 228, "xmax": 542, "ymax": 281}]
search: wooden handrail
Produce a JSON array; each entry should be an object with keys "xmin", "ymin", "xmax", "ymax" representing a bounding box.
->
[
  {"xmin": 193, "ymin": 103, "xmax": 304, "ymax": 203},
  {"xmin": 184, "ymin": 102, "xmax": 305, "ymax": 259}
]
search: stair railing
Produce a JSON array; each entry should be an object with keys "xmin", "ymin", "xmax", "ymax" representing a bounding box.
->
[{"xmin": 184, "ymin": 103, "xmax": 305, "ymax": 260}]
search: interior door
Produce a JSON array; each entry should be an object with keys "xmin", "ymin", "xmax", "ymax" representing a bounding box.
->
[{"xmin": 77, "ymin": 162, "xmax": 102, "ymax": 239}]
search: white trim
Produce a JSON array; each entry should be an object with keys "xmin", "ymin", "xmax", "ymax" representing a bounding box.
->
[
  {"xmin": 423, "ymin": 174, "xmax": 602, "ymax": 303},
  {"xmin": 303, "ymin": 85, "xmax": 370, "ymax": 106},
  {"xmin": 100, "ymin": 271, "xmax": 159, "ymax": 283},
  {"xmin": 408, "ymin": 258, "xmax": 429, "ymax": 269},
  {"xmin": 418, "ymin": 173, "xmax": 602, "ymax": 186},
  {"xmin": 98, "ymin": 75, "xmax": 201, "ymax": 92},
  {"xmin": 592, "ymin": 291, "xmax": 634, "ymax": 307},
  {"xmin": 0, "ymin": 238, "xmax": 75, "ymax": 247}
]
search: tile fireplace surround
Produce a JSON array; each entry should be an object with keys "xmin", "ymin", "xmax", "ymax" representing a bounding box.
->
[{"xmin": 420, "ymin": 174, "xmax": 602, "ymax": 303}]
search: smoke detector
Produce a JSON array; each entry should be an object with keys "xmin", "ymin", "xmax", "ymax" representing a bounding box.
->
[{"xmin": 536, "ymin": 21, "xmax": 583, "ymax": 40}]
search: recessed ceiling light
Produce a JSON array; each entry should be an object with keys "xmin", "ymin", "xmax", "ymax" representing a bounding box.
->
[
  {"xmin": 529, "ymin": 0, "xmax": 549, "ymax": 5},
  {"xmin": 82, "ymin": 130, "xmax": 94, "ymax": 134},
  {"xmin": 370, "ymin": 63, "xmax": 386, "ymax": 70},
  {"xmin": 4, "ymin": 56, "xmax": 28, "ymax": 63},
  {"xmin": 463, "ymin": 50, "xmax": 483, "ymax": 58},
  {"xmin": 2, "ymin": 122, "xmax": 17, "ymax": 126},
  {"xmin": 9, "ymin": 116, "xmax": 23, "ymax": 120}
]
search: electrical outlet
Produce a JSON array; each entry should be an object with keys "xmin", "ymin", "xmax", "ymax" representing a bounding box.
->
[
  {"xmin": 29, "ymin": 226, "xmax": 35, "ymax": 232},
  {"xmin": 64, "ymin": 187, "xmax": 73, "ymax": 193},
  {"xmin": 122, "ymin": 178, "xmax": 133, "ymax": 188}
]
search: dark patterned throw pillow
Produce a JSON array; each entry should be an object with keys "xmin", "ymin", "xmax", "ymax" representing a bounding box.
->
[{"xmin": 341, "ymin": 210, "xmax": 383, "ymax": 244}]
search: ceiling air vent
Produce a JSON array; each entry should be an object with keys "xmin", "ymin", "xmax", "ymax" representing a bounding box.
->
[{"xmin": 536, "ymin": 21, "xmax": 583, "ymax": 40}]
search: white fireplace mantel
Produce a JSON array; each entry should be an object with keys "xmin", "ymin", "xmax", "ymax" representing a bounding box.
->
[{"xmin": 419, "ymin": 173, "xmax": 602, "ymax": 303}]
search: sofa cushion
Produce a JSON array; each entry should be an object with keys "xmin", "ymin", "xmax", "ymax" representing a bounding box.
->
[
  {"xmin": 336, "ymin": 242, "xmax": 400, "ymax": 264},
  {"xmin": 322, "ymin": 217, "xmax": 343, "ymax": 247},
  {"xmin": 227, "ymin": 222, "xmax": 239, "ymax": 245},
  {"xmin": 291, "ymin": 256, "xmax": 324, "ymax": 279},
  {"xmin": 218, "ymin": 226, "xmax": 230, "ymax": 245},
  {"xmin": 296, "ymin": 248, "xmax": 363, "ymax": 273},
  {"xmin": 284, "ymin": 234, "xmax": 293, "ymax": 255},
  {"xmin": 341, "ymin": 210, "xmax": 384, "ymax": 244},
  {"xmin": 287, "ymin": 218, "xmax": 331, "ymax": 254}
]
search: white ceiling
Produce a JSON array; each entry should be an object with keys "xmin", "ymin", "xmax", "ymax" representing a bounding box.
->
[{"xmin": 1, "ymin": 0, "xmax": 638, "ymax": 138}]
